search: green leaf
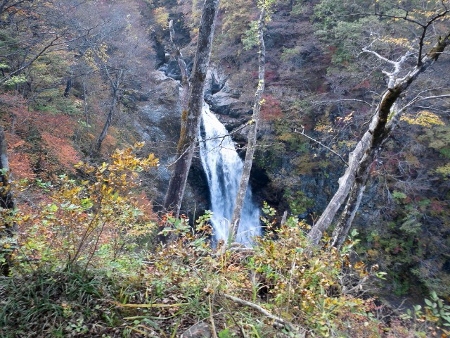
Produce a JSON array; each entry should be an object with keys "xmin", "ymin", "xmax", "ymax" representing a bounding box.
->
[
  {"xmin": 47, "ymin": 204, "xmax": 59, "ymax": 213},
  {"xmin": 392, "ymin": 190, "xmax": 407, "ymax": 200},
  {"xmin": 219, "ymin": 328, "xmax": 232, "ymax": 338},
  {"xmin": 4, "ymin": 74, "xmax": 27, "ymax": 86},
  {"xmin": 430, "ymin": 290, "xmax": 438, "ymax": 301},
  {"xmin": 424, "ymin": 298, "xmax": 433, "ymax": 307}
]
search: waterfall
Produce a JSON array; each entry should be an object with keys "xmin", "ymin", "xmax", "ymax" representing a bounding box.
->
[{"xmin": 199, "ymin": 104, "xmax": 261, "ymax": 245}]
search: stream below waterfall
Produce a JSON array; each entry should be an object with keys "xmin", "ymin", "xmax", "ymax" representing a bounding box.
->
[{"xmin": 199, "ymin": 105, "xmax": 261, "ymax": 245}]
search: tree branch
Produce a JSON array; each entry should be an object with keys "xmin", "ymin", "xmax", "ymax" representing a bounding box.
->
[
  {"xmin": 222, "ymin": 293, "xmax": 305, "ymax": 335},
  {"xmin": 362, "ymin": 47, "xmax": 413, "ymax": 89},
  {"xmin": 0, "ymin": 34, "xmax": 63, "ymax": 85},
  {"xmin": 307, "ymin": 32, "xmax": 450, "ymax": 246},
  {"xmin": 312, "ymin": 98, "xmax": 373, "ymax": 107},
  {"xmin": 293, "ymin": 127, "xmax": 348, "ymax": 166},
  {"xmin": 366, "ymin": 5, "xmax": 449, "ymax": 64}
]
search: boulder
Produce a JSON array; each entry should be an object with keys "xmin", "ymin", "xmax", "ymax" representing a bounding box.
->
[{"xmin": 180, "ymin": 322, "xmax": 211, "ymax": 338}]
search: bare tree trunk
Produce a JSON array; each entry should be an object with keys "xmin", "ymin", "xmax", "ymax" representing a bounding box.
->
[
  {"xmin": 331, "ymin": 182, "xmax": 366, "ymax": 249},
  {"xmin": 169, "ymin": 19, "xmax": 190, "ymax": 110},
  {"xmin": 93, "ymin": 67, "xmax": 123, "ymax": 155},
  {"xmin": 63, "ymin": 77, "xmax": 72, "ymax": 97},
  {"xmin": 230, "ymin": 8, "xmax": 266, "ymax": 242},
  {"xmin": 163, "ymin": 0, "xmax": 219, "ymax": 217},
  {"xmin": 82, "ymin": 78, "xmax": 89, "ymax": 125},
  {"xmin": 307, "ymin": 32, "xmax": 450, "ymax": 246},
  {"xmin": 0, "ymin": 126, "xmax": 16, "ymax": 276}
]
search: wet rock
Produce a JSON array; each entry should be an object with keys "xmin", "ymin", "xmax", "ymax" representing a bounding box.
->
[
  {"xmin": 206, "ymin": 91, "xmax": 240, "ymax": 116},
  {"xmin": 140, "ymin": 72, "xmax": 180, "ymax": 123}
]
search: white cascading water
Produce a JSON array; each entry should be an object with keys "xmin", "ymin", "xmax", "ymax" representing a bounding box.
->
[{"xmin": 199, "ymin": 104, "xmax": 261, "ymax": 245}]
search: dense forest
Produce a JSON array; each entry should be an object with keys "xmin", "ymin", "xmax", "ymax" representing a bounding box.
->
[{"xmin": 1, "ymin": 0, "xmax": 450, "ymax": 336}]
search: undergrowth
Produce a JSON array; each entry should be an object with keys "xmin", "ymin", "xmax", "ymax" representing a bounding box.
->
[{"xmin": 1, "ymin": 145, "xmax": 448, "ymax": 337}]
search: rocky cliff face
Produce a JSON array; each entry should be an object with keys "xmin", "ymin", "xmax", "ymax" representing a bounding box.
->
[
  {"xmin": 133, "ymin": 1, "xmax": 450, "ymax": 299},
  {"xmin": 136, "ymin": 3, "xmax": 343, "ymax": 223}
]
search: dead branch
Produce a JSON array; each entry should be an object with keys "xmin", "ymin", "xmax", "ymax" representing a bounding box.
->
[
  {"xmin": 293, "ymin": 127, "xmax": 348, "ymax": 166},
  {"xmin": 312, "ymin": 98, "xmax": 373, "ymax": 107},
  {"xmin": 208, "ymin": 295, "xmax": 218, "ymax": 338},
  {"xmin": 222, "ymin": 293, "xmax": 306, "ymax": 336},
  {"xmin": 307, "ymin": 32, "xmax": 450, "ymax": 246},
  {"xmin": 362, "ymin": 47, "xmax": 413, "ymax": 89}
]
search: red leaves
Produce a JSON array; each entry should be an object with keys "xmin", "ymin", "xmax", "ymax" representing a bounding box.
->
[
  {"xmin": 41, "ymin": 132, "xmax": 80, "ymax": 172},
  {"xmin": 261, "ymin": 94, "xmax": 282, "ymax": 121},
  {"xmin": 1, "ymin": 93, "xmax": 82, "ymax": 176}
]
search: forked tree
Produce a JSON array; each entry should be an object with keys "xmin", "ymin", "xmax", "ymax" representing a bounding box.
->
[
  {"xmin": 163, "ymin": 0, "xmax": 220, "ymax": 217},
  {"xmin": 307, "ymin": 6, "xmax": 450, "ymax": 247}
]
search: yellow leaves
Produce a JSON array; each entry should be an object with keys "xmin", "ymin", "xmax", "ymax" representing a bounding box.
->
[
  {"xmin": 98, "ymin": 43, "xmax": 109, "ymax": 63},
  {"xmin": 83, "ymin": 49, "xmax": 98, "ymax": 70},
  {"xmin": 98, "ymin": 162, "xmax": 108, "ymax": 173},
  {"xmin": 110, "ymin": 143, "xmax": 158, "ymax": 172},
  {"xmin": 246, "ymin": 222, "xmax": 370, "ymax": 333},
  {"xmin": 401, "ymin": 110, "xmax": 445, "ymax": 127},
  {"xmin": 83, "ymin": 43, "xmax": 109, "ymax": 70},
  {"xmin": 16, "ymin": 143, "xmax": 160, "ymax": 270},
  {"xmin": 379, "ymin": 36, "xmax": 413, "ymax": 49},
  {"xmin": 436, "ymin": 163, "xmax": 450, "ymax": 176},
  {"xmin": 336, "ymin": 111, "xmax": 353, "ymax": 124},
  {"xmin": 153, "ymin": 7, "xmax": 169, "ymax": 29},
  {"xmin": 314, "ymin": 119, "xmax": 333, "ymax": 133}
]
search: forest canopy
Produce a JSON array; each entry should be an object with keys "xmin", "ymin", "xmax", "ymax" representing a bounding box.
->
[{"xmin": 0, "ymin": 0, "xmax": 450, "ymax": 337}]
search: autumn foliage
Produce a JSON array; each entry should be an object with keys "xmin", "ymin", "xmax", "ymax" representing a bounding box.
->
[
  {"xmin": 0, "ymin": 93, "xmax": 83, "ymax": 179},
  {"xmin": 16, "ymin": 143, "xmax": 159, "ymax": 269},
  {"xmin": 261, "ymin": 94, "xmax": 282, "ymax": 121}
]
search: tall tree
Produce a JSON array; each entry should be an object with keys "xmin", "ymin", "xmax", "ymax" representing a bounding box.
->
[
  {"xmin": 0, "ymin": 0, "xmax": 69, "ymax": 90},
  {"xmin": 0, "ymin": 126, "xmax": 15, "ymax": 276},
  {"xmin": 230, "ymin": 6, "xmax": 266, "ymax": 242},
  {"xmin": 307, "ymin": 7, "xmax": 450, "ymax": 246},
  {"xmin": 93, "ymin": 67, "xmax": 123, "ymax": 155},
  {"xmin": 163, "ymin": 0, "xmax": 220, "ymax": 217}
]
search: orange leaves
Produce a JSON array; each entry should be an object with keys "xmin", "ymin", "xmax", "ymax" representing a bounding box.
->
[
  {"xmin": 7, "ymin": 148, "xmax": 35, "ymax": 181},
  {"xmin": 15, "ymin": 144, "xmax": 159, "ymax": 269},
  {"xmin": 4, "ymin": 130, "xmax": 33, "ymax": 180},
  {"xmin": 41, "ymin": 132, "xmax": 80, "ymax": 172},
  {"xmin": 0, "ymin": 93, "xmax": 84, "ymax": 177}
]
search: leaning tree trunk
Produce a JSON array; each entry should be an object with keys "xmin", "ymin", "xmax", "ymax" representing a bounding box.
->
[
  {"xmin": 307, "ymin": 32, "xmax": 450, "ymax": 246},
  {"xmin": 230, "ymin": 8, "xmax": 266, "ymax": 242},
  {"xmin": 0, "ymin": 126, "xmax": 16, "ymax": 276},
  {"xmin": 163, "ymin": 0, "xmax": 220, "ymax": 217}
]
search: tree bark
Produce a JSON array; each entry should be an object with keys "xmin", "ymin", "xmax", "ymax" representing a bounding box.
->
[
  {"xmin": 331, "ymin": 181, "xmax": 366, "ymax": 249},
  {"xmin": 0, "ymin": 126, "xmax": 16, "ymax": 276},
  {"xmin": 82, "ymin": 78, "xmax": 89, "ymax": 125},
  {"xmin": 163, "ymin": 0, "xmax": 220, "ymax": 217},
  {"xmin": 307, "ymin": 32, "xmax": 450, "ymax": 246},
  {"xmin": 230, "ymin": 8, "xmax": 266, "ymax": 242},
  {"xmin": 63, "ymin": 78, "xmax": 72, "ymax": 97},
  {"xmin": 93, "ymin": 67, "xmax": 123, "ymax": 155},
  {"xmin": 169, "ymin": 19, "xmax": 190, "ymax": 110}
]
